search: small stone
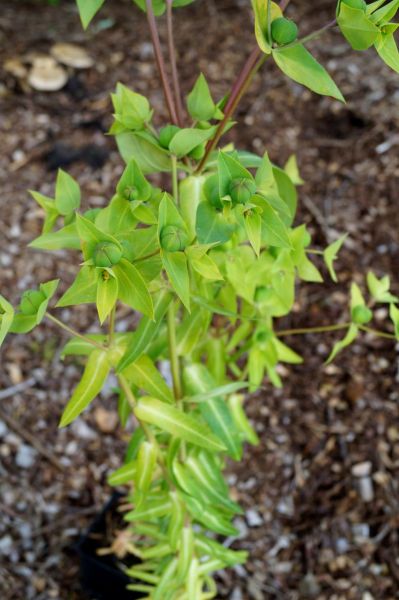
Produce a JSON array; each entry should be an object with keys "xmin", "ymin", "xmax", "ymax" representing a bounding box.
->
[
  {"xmin": 246, "ymin": 509, "xmax": 263, "ymax": 527},
  {"xmin": 15, "ymin": 444, "xmax": 36, "ymax": 469},
  {"xmin": 352, "ymin": 461, "xmax": 372, "ymax": 477},
  {"xmin": 94, "ymin": 407, "xmax": 118, "ymax": 433},
  {"xmin": 0, "ymin": 420, "xmax": 8, "ymax": 438},
  {"xmin": 0, "ymin": 535, "xmax": 13, "ymax": 555},
  {"xmin": 299, "ymin": 573, "xmax": 321, "ymax": 597},
  {"xmin": 71, "ymin": 419, "xmax": 97, "ymax": 441}
]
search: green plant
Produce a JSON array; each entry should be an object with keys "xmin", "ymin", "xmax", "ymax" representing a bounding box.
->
[{"xmin": 2, "ymin": 0, "xmax": 399, "ymax": 597}]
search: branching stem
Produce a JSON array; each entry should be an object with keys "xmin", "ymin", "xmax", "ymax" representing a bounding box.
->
[{"xmin": 45, "ymin": 312, "xmax": 105, "ymax": 349}]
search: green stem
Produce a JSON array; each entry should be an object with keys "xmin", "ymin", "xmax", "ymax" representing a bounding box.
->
[
  {"xmin": 45, "ymin": 312, "xmax": 105, "ymax": 349},
  {"xmin": 359, "ymin": 325, "xmax": 397, "ymax": 341},
  {"xmin": 171, "ymin": 154, "xmax": 179, "ymax": 202},
  {"xmin": 167, "ymin": 302, "xmax": 182, "ymax": 401},
  {"xmin": 276, "ymin": 323, "xmax": 351, "ymax": 337},
  {"xmin": 108, "ymin": 306, "xmax": 116, "ymax": 346}
]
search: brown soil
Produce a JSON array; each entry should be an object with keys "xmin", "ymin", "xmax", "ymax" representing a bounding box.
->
[{"xmin": 1, "ymin": 1, "xmax": 399, "ymax": 599}]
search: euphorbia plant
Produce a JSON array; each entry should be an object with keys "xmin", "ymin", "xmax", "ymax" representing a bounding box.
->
[{"xmin": 2, "ymin": 0, "xmax": 399, "ymax": 597}]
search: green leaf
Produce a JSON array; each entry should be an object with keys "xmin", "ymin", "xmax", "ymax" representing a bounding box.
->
[
  {"xmin": 253, "ymin": 196, "xmax": 292, "ymax": 248},
  {"xmin": 95, "ymin": 197, "xmax": 136, "ymax": 235},
  {"xmin": 284, "ymin": 154, "xmax": 304, "ymax": 185},
  {"xmin": 59, "ymin": 349, "xmax": 110, "ymax": 427},
  {"xmin": 135, "ymin": 397, "xmax": 226, "ymax": 451},
  {"xmin": 162, "ymin": 251, "xmax": 190, "ymax": 311},
  {"xmin": 76, "ymin": 0, "xmax": 105, "ymax": 28},
  {"xmin": 55, "ymin": 169, "xmax": 81, "ymax": 215},
  {"xmin": 183, "ymin": 382, "xmax": 249, "ymax": 403},
  {"xmin": 108, "ymin": 460, "xmax": 137, "ymax": 486},
  {"xmin": 272, "ymin": 44, "xmax": 345, "ymax": 102},
  {"xmin": 113, "ymin": 259, "xmax": 154, "ymax": 318},
  {"xmin": 29, "ymin": 191, "xmax": 59, "ymax": 233},
  {"xmin": 76, "ymin": 214, "xmax": 121, "ymax": 256},
  {"xmin": 390, "ymin": 304, "xmax": 399, "ymax": 339},
  {"xmin": 188, "ymin": 251, "xmax": 223, "ymax": 281},
  {"xmin": 228, "ymin": 394, "xmax": 259, "ymax": 446},
  {"xmin": 116, "ymin": 132, "xmax": 171, "ymax": 174},
  {"xmin": 169, "ymin": 127, "xmax": 216, "ymax": 158},
  {"xmin": 123, "ymin": 354, "xmax": 174, "ymax": 403},
  {"xmin": 323, "ymin": 235, "xmax": 347, "ymax": 282},
  {"xmin": 0, "ymin": 295, "xmax": 14, "ymax": 348},
  {"xmin": 367, "ymin": 271, "xmax": 399, "ymax": 303},
  {"xmin": 179, "ymin": 175, "xmax": 206, "ymax": 241},
  {"xmin": 218, "ymin": 151, "xmax": 253, "ymax": 198},
  {"xmin": 375, "ymin": 31, "xmax": 399, "ymax": 73},
  {"xmin": 113, "ymin": 83, "xmax": 153, "ymax": 130},
  {"xmin": 96, "ymin": 271, "xmax": 118, "ymax": 324},
  {"xmin": 183, "ymin": 364, "xmax": 242, "ymax": 459},
  {"xmin": 251, "ymin": 0, "xmax": 282, "ymax": 53},
  {"xmin": 9, "ymin": 314, "xmax": 37, "ymax": 335},
  {"xmin": 195, "ymin": 201, "xmax": 235, "ymax": 245},
  {"xmin": 337, "ymin": 3, "xmax": 380, "ymax": 50},
  {"xmin": 326, "ymin": 323, "xmax": 358, "ymax": 364},
  {"xmin": 29, "ymin": 223, "xmax": 81, "ymax": 251},
  {"xmin": 135, "ymin": 441, "xmax": 157, "ymax": 495},
  {"xmin": 369, "ymin": 0, "xmax": 399, "ymax": 24},
  {"xmin": 57, "ymin": 266, "xmax": 98, "ymax": 307},
  {"xmin": 36, "ymin": 279, "xmax": 60, "ymax": 324},
  {"xmin": 187, "ymin": 74, "xmax": 216, "ymax": 121},
  {"xmin": 244, "ymin": 211, "xmax": 262, "ymax": 256},
  {"xmin": 116, "ymin": 159, "xmax": 152, "ymax": 202},
  {"xmin": 117, "ymin": 290, "xmax": 171, "ymax": 371}
]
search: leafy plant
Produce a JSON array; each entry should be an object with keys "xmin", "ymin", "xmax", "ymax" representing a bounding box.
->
[{"xmin": 2, "ymin": 0, "xmax": 399, "ymax": 597}]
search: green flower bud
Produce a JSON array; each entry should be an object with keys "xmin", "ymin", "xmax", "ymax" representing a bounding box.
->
[
  {"xmin": 93, "ymin": 242, "xmax": 123, "ymax": 268},
  {"xmin": 160, "ymin": 225, "xmax": 189, "ymax": 252},
  {"xmin": 271, "ymin": 17, "xmax": 298, "ymax": 45},
  {"xmin": 124, "ymin": 186, "xmax": 139, "ymax": 202},
  {"xmin": 352, "ymin": 305, "xmax": 373, "ymax": 325},
  {"xmin": 159, "ymin": 125, "xmax": 180, "ymax": 149},
  {"xmin": 20, "ymin": 289, "xmax": 46, "ymax": 316},
  {"xmin": 342, "ymin": 0, "xmax": 366, "ymax": 10},
  {"xmin": 189, "ymin": 143, "xmax": 206, "ymax": 160},
  {"xmin": 228, "ymin": 178, "xmax": 257, "ymax": 205}
]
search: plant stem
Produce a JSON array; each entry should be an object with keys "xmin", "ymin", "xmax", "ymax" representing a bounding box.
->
[
  {"xmin": 167, "ymin": 302, "xmax": 182, "ymax": 401},
  {"xmin": 276, "ymin": 323, "xmax": 351, "ymax": 337},
  {"xmin": 166, "ymin": 0, "xmax": 184, "ymax": 127},
  {"xmin": 108, "ymin": 306, "xmax": 116, "ymax": 346},
  {"xmin": 359, "ymin": 325, "xmax": 397, "ymax": 341},
  {"xmin": 145, "ymin": 0, "xmax": 178, "ymax": 125},
  {"xmin": 45, "ymin": 312, "xmax": 105, "ymax": 349},
  {"xmin": 195, "ymin": 47, "xmax": 265, "ymax": 174},
  {"xmin": 171, "ymin": 154, "xmax": 179, "ymax": 202},
  {"xmin": 278, "ymin": 18, "xmax": 337, "ymax": 52},
  {"xmin": 133, "ymin": 249, "xmax": 161, "ymax": 263}
]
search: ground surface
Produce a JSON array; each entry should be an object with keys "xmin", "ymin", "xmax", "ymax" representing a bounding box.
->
[{"xmin": 1, "ymin": 0, "xmax": 399, "ymax": 598}]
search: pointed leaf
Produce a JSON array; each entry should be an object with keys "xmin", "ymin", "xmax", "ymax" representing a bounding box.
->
[{"xmin": 113, "ymin": 259, "xmax": 154, "ymax": 318}]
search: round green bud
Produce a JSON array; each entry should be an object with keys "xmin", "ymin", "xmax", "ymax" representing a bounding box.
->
[
  {"xmin": 271, "ymin": 17, "xmax": 298, "ymax": 45},
  {"xmin": 160, "ymin": 225, "xmax": 189, "ymax": 252},
  {"xmin": 352, "ymin": 305, "xmax": 373, "ymax": 325},
  {"xmin": 342, "ymin": 0, "xmax": 366, "ymax": 10},
  {"xmin": 159, "ymin": 125, "xmax": 180, "ymax": 149},
  {"xmin": 204, "ymin": 174, "xmax": 222, "ymax": 210},
  {"xmin": 124, "ymin": 185, "xmax": 139, "ymax": 202},
  {"xmin": 93, "ymin": 242, "xmax": 123, "ymax": 268},
  {"xmin": 228, "ymin": 178, "xmax": 257, "ymax": 205},
  {"xmin": 20, "ymin": 289, "xmax": 46, "ymax": 316},
  {"xmin": 189, "ymin": 143, "xmax": 206, "ymax": 161}
]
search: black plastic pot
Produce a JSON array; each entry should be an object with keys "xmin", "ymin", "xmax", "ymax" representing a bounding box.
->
[{"xmin": 76, "ymin": 492, "xmax": 137, "ymax": 600}]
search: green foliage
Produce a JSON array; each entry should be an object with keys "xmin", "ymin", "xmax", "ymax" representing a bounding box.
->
[{"xmin": 3, "ymin": 0, "xmax": 399, "ymax": 598}]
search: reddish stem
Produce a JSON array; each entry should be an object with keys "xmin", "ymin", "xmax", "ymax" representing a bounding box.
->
[
  {"xmin": 145, "ymin": 0, "xmax": 178, "ymax": 125},
  {"xmin": 166, "ymin": 0, "xmax": 184, "ymax": 127},
  {"xmin": 195, "ymin": 47, "xmax": 264, "ymax": 174}
]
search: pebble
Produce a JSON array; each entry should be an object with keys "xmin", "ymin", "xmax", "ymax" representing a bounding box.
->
[
  {"xmin": 246, "ymin": 509, "xmax": 263, "ymax": 527},
  {"xmin": 0, "ymin": 535, "xmax": 13, "ymax": 554},
  {"xmin": 0, "ymin": 420, "xmax": 8, "ymax": 438},
  {"xmin": 71, "ymin": 418, "xmax": 97, "ymax": 440},
  {"xmin": 15, "ymin": 444, "xmax": 36, "ymax": 469}
]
